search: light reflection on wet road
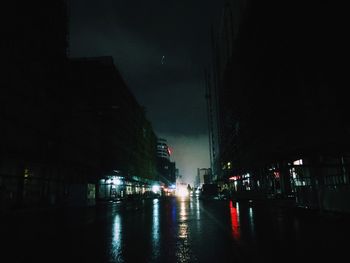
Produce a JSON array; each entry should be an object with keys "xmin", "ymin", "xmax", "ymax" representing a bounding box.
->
[{"xmin": 1, "ymin": 197, "xmax": 350, "ymax": 262}]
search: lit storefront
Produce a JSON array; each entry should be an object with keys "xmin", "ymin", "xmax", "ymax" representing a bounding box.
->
[{"xmin": 98, "ymin": 174, "xmax": 161, "ymax": 201}]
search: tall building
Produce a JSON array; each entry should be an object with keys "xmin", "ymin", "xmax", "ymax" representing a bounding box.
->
[
  {"xmin": 65, "ymin": 57, "xmax": 157, "ymax": 202},
  {"xmin": 66, "ymin": 57, "xmax": 159, "ymax": 197},
  {"xmin": 157, "ymin": 138, "xmax": 171, "ymax": 160},
  {"xmin": 212, "ymin": 1, "xmax": 350, "ymax": 212},
  {"xmin": 1, "ymin": 1, "xmax": 70, "ymax": 209},
  {"xmin": 156, "ymin": 138, "xmax": 176, "ymax": 186},
  {"xmin": 1, "ymin": 12, "xmax": 159, "ymax": 207}
]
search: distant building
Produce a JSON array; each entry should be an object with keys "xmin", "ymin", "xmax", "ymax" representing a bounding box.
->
[
  {"xmin": 156, "ymin": 138, "xmax": 176, "ymax": 186},
  {"xmin": 157, "ymin": 138, "xmax": 171, "ymax": 160},
  {"xmin": 195, "ymin": 168, "xmax": 212, "ymax": 188}
]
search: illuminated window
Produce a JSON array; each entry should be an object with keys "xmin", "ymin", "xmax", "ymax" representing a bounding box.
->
[
  {"xmin": 293, "ymin": 159, "xmax": 303, "ymax": 165},
  {"xmin": 24, "ymin": 168, "xmax": 30, "ymax": 178}
]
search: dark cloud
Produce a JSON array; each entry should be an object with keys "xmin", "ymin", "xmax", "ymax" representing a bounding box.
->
[
  {"xmin": 69, "ymin": 0, "xmax": 225, "ymax": 181},
  {"xmin": 145, "ymin": 80, "xmax": 208, "ymax": 134}
]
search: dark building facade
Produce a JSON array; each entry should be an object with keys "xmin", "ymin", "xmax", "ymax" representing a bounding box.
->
[
  {"xmin": 66, "ymin": 57, "xmax": 158, "ymax": 182},
  {"xmin": 1, "ymin": 1, "xmax": 70, "ymax": 209},
  {"xmin": 1, "ymin": 2, "xmax": 158, "ymax": 209},
  {"xmin": 66, "ymin": 57, "xmax": 158, "ymax": 201},
  {"xmin": 212, "ymin": 1, "xmax": 350, "ymax": 212}
]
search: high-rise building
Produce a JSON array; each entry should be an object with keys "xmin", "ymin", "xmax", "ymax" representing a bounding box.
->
[
  {"xmin": 156, "ymin": 138, "xmax": 176, "ymax": 186},
  {"xmin": 156, "ymin": 138, "xmax": 171, "ymax": 160},
  {"xmin": 212, "ymin": 1, "xmax": 350, "ymax": 212},
  {"xmin": 1, "ymin": 0, "xmax": 70, "ymax": 209}
]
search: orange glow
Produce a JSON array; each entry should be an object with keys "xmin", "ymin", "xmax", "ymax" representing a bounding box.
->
[{"xmin": 229, "ymin": 201, "xmax": 240, "ymax": 240}]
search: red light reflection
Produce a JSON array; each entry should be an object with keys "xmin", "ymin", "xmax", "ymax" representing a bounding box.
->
[{"xmin": 229, "ymin": 201, "xmax": 240, "ymax": 240}]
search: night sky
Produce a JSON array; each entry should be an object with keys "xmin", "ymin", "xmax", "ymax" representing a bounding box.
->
[{"xmin": 69, "ymin": 0, "xmax": 226, "ymax": 183}]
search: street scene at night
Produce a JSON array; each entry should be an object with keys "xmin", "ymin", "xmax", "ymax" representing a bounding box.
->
[{"xmin": 1, "ymin": 0, "xmax": 348, "ymax": 262}]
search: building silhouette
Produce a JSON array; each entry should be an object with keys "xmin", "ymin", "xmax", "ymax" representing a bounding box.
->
[
  {"xmin": 211, "ymin": 0, "xmax": 350, "ymax": 212},
  {"xmin": 1, "ymin": 2, "xmax": 159, "ymax": 209},
  {"xmin": 156, "ymin": 138, "xmax": 176, "ymax": 187}
]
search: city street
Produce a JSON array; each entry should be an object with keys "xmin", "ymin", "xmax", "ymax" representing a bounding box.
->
[
  {"xmin": 1, "ymin": 197, "xmax": 349, "ymax": 263},
  {"xmin": 3, "ymin": 2, "xmax": 348, "ymax": 263}
]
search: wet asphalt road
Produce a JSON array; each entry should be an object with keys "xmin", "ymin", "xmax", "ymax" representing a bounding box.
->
[{"xmin": 1, "ymin": 197, "xmax": 349, "ymax": 263}]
